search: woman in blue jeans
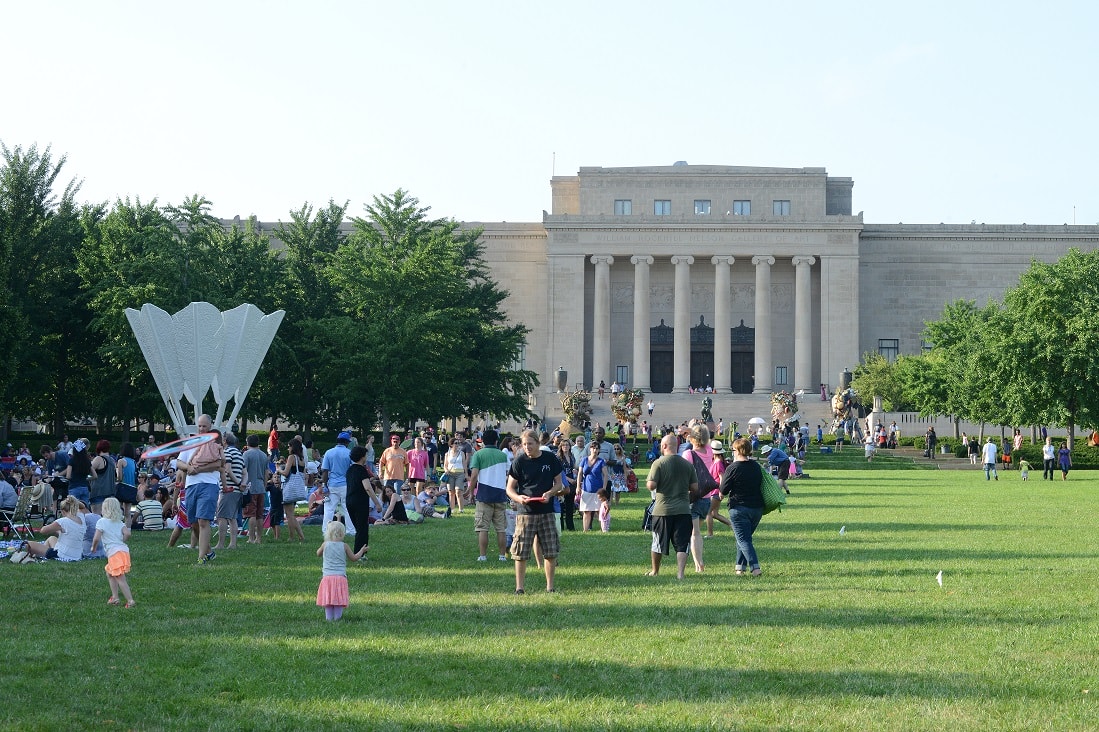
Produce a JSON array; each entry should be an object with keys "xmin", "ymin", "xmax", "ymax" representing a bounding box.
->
[{"xmin": 719, "ymin": 437, "xmax": 766, "ymax": 576}]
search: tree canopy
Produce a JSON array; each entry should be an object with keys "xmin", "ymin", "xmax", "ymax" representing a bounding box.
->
[{"xmin": 0, "ymin": 145, "xmax": 537, "ymax": 439}]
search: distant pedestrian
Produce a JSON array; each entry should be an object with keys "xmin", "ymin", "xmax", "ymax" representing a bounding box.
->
[
  {"xmin": 1058, "ymin": 443, "xmax": 1072, "ymax": 480},
  {"xmin": 982, "ymin": 438, "xmax": 998, "ymax": 481}
]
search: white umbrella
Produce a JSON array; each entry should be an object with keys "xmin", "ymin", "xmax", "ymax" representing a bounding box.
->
[{"xmin": 748, "ymin": 417, "xmax": 767, "ymax": 426}]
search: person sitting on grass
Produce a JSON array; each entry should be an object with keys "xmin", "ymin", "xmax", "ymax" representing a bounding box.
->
[
  {"xmin": 25, "ymin": 495, "xmax": 85, "ymax": 562},
  {"xmin": 374, "ymin": 483, "xmax": 409, "ymax": 525},
  {"xmin": 134, "ymin": 488, "xmax": 164, "ymax": 531}
]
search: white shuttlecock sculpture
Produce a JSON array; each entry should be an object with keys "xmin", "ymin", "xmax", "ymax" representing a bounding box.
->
[{"xmin": 125, "ymin": 302, "xmax": 285, "ymax": 435}]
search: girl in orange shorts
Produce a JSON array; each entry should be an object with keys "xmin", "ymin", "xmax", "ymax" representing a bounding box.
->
[{"xmin": 91, "ymin": 497, "xmax": 135, "ymax": 608}]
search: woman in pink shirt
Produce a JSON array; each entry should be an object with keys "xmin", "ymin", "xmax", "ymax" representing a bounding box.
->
[{"xmin": 406, "ymin": 437, "xmax": 431, "ymax": 495}]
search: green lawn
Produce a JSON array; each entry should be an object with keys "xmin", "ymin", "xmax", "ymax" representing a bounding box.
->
[{"xmin": 4, "ymin": 456, "xmax": 1099, "ymax": 731}]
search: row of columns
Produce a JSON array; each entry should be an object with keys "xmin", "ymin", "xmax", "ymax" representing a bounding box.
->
[{"xmin": 590, "ymin": 254, "xmax": 817, "ymax": 395}]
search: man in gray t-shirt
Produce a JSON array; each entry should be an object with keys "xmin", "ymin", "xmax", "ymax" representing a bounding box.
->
[{"xmin": 243, "ymin": 434, "xmax": 270, "ymax": 544}]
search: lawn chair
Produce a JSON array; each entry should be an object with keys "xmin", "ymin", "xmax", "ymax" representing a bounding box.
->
[{"xmin": 1, "ymin": 486, "xmax": 35, "ymax": 541}]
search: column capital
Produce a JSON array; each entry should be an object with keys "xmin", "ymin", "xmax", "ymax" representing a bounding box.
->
[
  {"xmin": 590, "ymin": 255, "xmax": 615, "ymax": 266},
  {"xmin": 670, "ymin": 255, "xmax": 695, "ymax": 266},
  {"xmin": 752, "ymin": 255, "xmax": 776, "ymax": 267},
  {"xmin": 630, "ymin": 255, "xmax": 654, "ymax": 266},
  {"xmin": 791, "ymin": 255, "xmax": 817, "ymax": 268},
  {"xmin": 711, "ymin": 255, "xmax": 735, "ymax": 266}
]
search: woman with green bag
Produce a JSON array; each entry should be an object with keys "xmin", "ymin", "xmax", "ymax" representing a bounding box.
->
[{"xmin": 719, "ymin": 438, "xmax": 766, "ymax": 577}]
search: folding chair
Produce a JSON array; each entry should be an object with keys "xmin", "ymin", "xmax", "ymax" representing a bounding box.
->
[{"xmin": 1, "ymin": 486, "xmax": 35, "ymax": 541}]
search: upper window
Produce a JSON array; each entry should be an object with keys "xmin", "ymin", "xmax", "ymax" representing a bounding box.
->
[
  {"xmin": 694, "ymin": 199, "xmax": 711, "ymax": 216},
  {"xmin": 733, "ymin": 200, "xmax": 751, "ymax": 216},
  {"xmin": 616, "ymin": 365, "xmax": 629, "ymax": 386},
  {"xmin": 614, "ymin": 199, "xmax": 632, "ymax": 215},
  {"xmin": 775, "ymin": 366, "xmax": 788, "ymax": 386},
  {"xmin": 773, "ymin": 200, "xmax": 790, "ymax": 216},
  {"xmin": 878, "ymin": 339, "xmax": 899, "ymax": 363},
  {"xmin": 654, "ymin": 200, "xmax": 671, "ymax": 216}
]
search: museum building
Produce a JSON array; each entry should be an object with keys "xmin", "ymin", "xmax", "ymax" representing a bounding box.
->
[{"xmin": 458, "ymin": 164, "xmax": 1099, "ymax": 407}]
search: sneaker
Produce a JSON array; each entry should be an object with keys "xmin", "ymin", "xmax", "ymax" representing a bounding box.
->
[
  {"xmin": 498, "ymin": 555, "xmax": 508, "ymax": 562},
  {"xmin": 200, "ymin": 551, "xmax": 216, "ymax": 564},
  {"xmin": 177, "ymin": 544, "xmax": 191, "ymax": 549},
  {"xmin": 477, "ymin": 555, "xmax": 487, "ymax": 562}
]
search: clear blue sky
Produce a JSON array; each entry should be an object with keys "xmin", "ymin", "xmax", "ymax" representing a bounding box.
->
[{"xmin": 5, "ymin": 0, "xmax": 1097, "ymax": 226}]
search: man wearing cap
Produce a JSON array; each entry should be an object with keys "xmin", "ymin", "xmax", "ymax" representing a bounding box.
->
[
  {"xmin": 321, "ymin": 432, "xmax": 355, "ymax": 533},
  {"xmin": 761, "ymin": 444, "xmax": 792, "ymax": 494},
  {"xmin": 379, "ymin": 434, "xmax": 409, "ymax": 494}
]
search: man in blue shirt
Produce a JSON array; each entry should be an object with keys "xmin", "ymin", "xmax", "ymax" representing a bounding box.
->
[
  {"xmin": 320, "ymin": 432, "xmax": 353, "ymax": 534},
  {"xmin": 761, "ymin": 444, "xmax": 792, "ymax": 495}
]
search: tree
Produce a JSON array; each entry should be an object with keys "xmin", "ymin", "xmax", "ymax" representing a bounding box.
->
[
  {"xmin": 327, "ymin": 189, "xmax": 537, "ymax": 433},
  {"xmin": 0, "ymin": 142, "xmax": 90, "ymax": 438},
  {"xmin": 996, "ymin": 248, "xmax": 1099, "ymax": 448},
  {"xmin": 849, "ymin": 353, "xmax": 906, "ymax": 412}
]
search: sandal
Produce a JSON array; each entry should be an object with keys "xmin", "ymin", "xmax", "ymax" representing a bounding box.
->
[
  {"xmin": 124, "ymin": 601, "xmax": 136, "ymax": 608},
  {"xmin": 107, "ymin": 598, "xmax": 120, "ymax": 606}
]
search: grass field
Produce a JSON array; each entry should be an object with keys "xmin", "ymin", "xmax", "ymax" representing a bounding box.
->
[{"xmin": 4, "ymin": 451, "xmax": 1098, "ymax": 731}]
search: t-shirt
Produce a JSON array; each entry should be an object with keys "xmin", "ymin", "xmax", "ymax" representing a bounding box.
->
[
  {"xmin": 579, "ymin": 457, "xmax": 606, "ymax": 493},
  {"xmin": 379, "ymin": 447, "xmax": 407, "ymax": 481},
  {"xmin": 182, "ymin": 442, "xmax": 222, "ymax": 487},
  {"xmin": 224, "ymin": 446, "xmax": 246, "ymax": 491},
  {"xmin": 322, "ymin": 444, "xmax": 352, "ymax": 488},
  {"xmin": 982, "ymin": 442, "xmax": 998, "ymax": 464},
  {"xmin": 647, "ymin": 454, "xmax": 694, "ymax": 517},
  {"xmin": 406, "ymin": 449, "xmax": 429, "ymax": 480},
  {"xmin": 137, "ymin": 499, "xmax": 164, "ymax": 530},
  {"xmin": 244, "ymin": 447, "xmax": 269, "ymax": 494},
  {"xmin": 56, "ymin": 515, "xmax": 86, "ymax": 561},
  {"xmin": 96, "ymin": 517, "xmax": 128, "ymax": 557},
  {"xmin": 470, "ymin": 446, "xmax": 509, "ymax": 502},
  {"xmin": 507, "ymin": 451, "xmax": 562, "ymax": 515}
]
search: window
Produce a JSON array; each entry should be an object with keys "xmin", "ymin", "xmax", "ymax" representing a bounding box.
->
[
  {"xmin": 733, "ymin": 200, "xmax": 751, "ymax": 216},
  {"xmin": 694, "ymin": 199, "xmax": 711, "ymax": 215},
  {"xmin": 511, "ymin": 345, "xmax": 526, "ymax": 372},
  {"xmin": 614, "ymin": 199, "xmax": 632, "ymax": 215},
  {"xmin": 616, "ymin": 365, "xmax": 629, "ymax": 386},
  {"xmin": 878, "ymin": 339, "xmax": 899, "ymax": 362},
  {"xmin": 773, "ymin": 200, "xmax": 790, "ymax": 216},
  {"xmin": 654, "ymin": 200, "xmax": 671, "ymax": 216},
  {"xmin": 775, "ymin": 366, "xmax": 788, "ymax": 386},
  {"xmin": 921, "ymin": 339, "xmax": 933, "ymax": 354}
]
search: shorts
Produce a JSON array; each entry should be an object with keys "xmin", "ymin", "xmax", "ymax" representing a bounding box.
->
[
  {"xmin": 185, "ymin": 482, "xmax": 219, "ymax": 522},
  {"xmin": 509, "ymin": 513, "xmax": 559, "ymax": 561},
  {"xmin": 650, "ymin": 514, "xmax": 692, "ymax": 555},
  {"xmin": 242, "ymin": 493, "xmax": 265, "ymax": 519},
  {"xmin": 690, "ymin": 498, "xmax": 711, "ymax": 520},
  {"xmin": 215, "ymin": 491, "xmax": 243, "ymax": 520},
  {"xmin": 474, "ymin": 501, "xmax": 507, "ymax": 533},
  {"xmin": 106, "ymin": 550, "xmax": 131, "ymax": 577}
]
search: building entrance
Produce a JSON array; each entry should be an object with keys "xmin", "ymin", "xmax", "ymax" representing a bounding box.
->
[{"xmin": 648, "ymin": 317, "xmax": 755, "ymax": 394}]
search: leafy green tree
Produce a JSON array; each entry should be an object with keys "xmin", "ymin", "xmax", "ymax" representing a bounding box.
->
[
  {"xmin": 0, "ymin": 143, "xmax": 91, "ymax": 437},
  {"xmin": 996, "ymin": 248, "xmax": 1099, "ymax": 448},
  {"xmin": 849, "ymin": 352, "xmax": 906, "ymax": 411},
  {"xmin": 326, "ymin": 189, "xmax": 537, "ymax": 433}
]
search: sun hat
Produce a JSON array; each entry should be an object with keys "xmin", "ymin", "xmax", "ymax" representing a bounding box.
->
[
  {"xmin": 709, "ymin": 440, "xmax": 725, "ymax": 454},
  {"xmin": 760, "ymin": 444, "xmax": 773, "ymax": 455}
]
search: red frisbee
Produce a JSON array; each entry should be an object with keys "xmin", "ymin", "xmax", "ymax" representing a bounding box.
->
[{"xmin": 143, "ymin": 432, "xmax": 219, "ymax": 459}]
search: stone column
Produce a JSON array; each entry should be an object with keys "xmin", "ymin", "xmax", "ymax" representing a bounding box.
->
[
  {"xmin": 752, "ymin": 255, "xmax": 775, "ymax": 394},
  {"xmin": 671, "ymin": 255, "xmax": 694, "ymax": 393},
  {"xmin": 792, "ymin": 255, "xmax": 816, "ymax": 393},
  {"xmin": 631, "ymin": 255, "xmax": 654, "ymax": 391},
  {"xmin": 590, "ymin": 255, "xmax": 614, "ymax": 390},
  {"xmin": 711, "ymin": 255, "xmax": 734, "ymax": 393}
]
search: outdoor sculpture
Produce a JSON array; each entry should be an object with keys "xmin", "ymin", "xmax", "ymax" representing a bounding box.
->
[{"xmin": 125, "ymin": 302, "xmax": 285, "ymax": 435}]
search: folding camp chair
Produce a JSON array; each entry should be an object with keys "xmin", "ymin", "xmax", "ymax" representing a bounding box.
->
[{"xmin": 1, "ymin": 486, "xmax": 35, "ymax": 541}]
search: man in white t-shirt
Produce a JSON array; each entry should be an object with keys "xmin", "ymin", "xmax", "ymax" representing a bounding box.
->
[
  {"xmin": 982, "ymin": 438, "xmax": 999, "ymax": 481},
  {"xmin": 177, "ymin": 414, "xmax": 225, "ymax": 564}
]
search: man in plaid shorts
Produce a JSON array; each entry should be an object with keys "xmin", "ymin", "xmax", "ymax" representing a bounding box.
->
[{"xmin": 505, "ymin": 429, "xmax": 565, "ymax": 595}]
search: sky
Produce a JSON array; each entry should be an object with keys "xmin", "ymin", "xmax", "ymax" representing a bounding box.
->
[{"xmin": 4, "ymin": 0, "xmax": 1097, "ymax": 226}]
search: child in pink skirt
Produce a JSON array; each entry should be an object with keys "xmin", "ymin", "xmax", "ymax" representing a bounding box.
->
[
  {"xmin": 597, "ymin": 488, "xmax": 611, "ymax": 533},
  {"xmin": 316, "ymin": 521, "xmax": 366, "ymax": 621}
]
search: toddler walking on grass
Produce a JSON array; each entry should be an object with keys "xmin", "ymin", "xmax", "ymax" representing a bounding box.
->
[
  {"xmin": 92, "ymin": 497, "xmax": 135, "ymax": 608},
  {"xmin": 1018, "ymin": 459, "xmax": 1031, "ymax": 481},
  {"xmin": 316, "ymin": 521, "xmax": 366, "ymax": 621}
]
